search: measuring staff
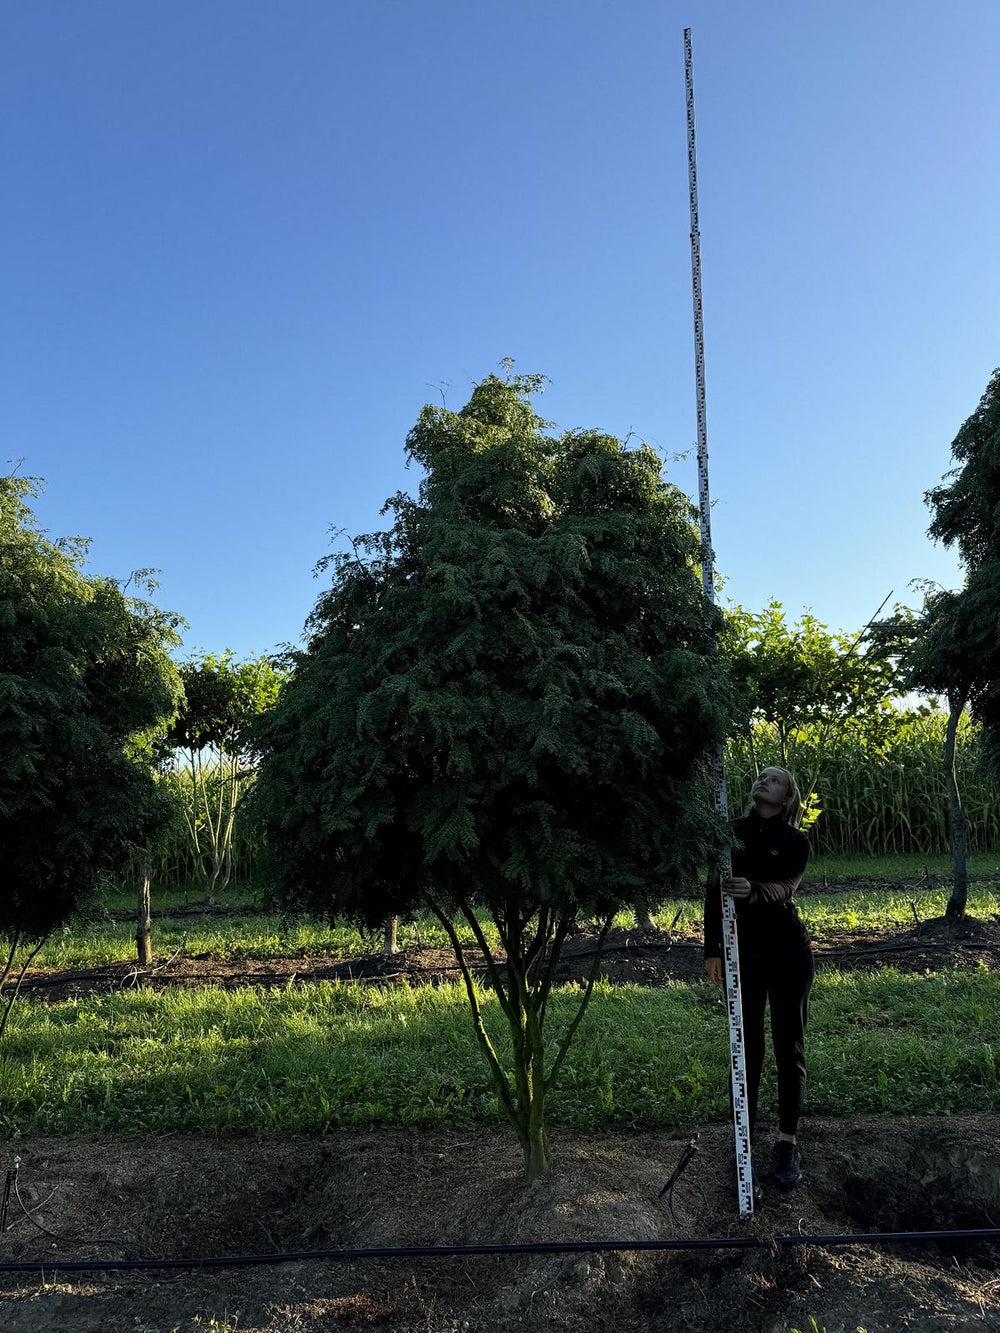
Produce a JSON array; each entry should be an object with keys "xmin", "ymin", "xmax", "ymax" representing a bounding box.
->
[
  {"xmin": 704, "ymin": 768, "xmax": 814, "ymax": 1194},
  {"xmin": 684, "ymin": 27, "xmax": 757, "ymax": 1217}
]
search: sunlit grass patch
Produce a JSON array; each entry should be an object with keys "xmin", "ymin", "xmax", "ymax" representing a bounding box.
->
[
  {"xmin": 797, "ymin": 886, "xmax": 1000, "ymax": 934},
  {"xmin": 2, "ymin": 969, "xmax": 997, "ymax": 1137},
  {"xmin": 31, "ymin": 912, "xmax": 503, "ymax": 971},
  {"xmin": 29, "ymin": 878, "xmax": 1000, "ymax": 972}
]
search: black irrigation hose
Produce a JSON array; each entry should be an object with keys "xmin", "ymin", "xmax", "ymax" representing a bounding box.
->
[{"xmin": 3, "ymin": 1227, "xmax": 1000, "ymax": 1274}]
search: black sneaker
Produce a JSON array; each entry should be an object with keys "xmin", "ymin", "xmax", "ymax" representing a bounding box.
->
[{"xmin": 770, "ymin": 1141, "xmax": 802, "ymax": 1190}]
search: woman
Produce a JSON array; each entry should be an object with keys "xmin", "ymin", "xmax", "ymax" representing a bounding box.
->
[{"xmin": 703, "ymin": 765, "xmax": 813, "ymax": 1191}]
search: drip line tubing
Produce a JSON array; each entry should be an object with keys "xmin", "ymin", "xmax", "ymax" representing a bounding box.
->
[{"xmin": 3, "ymin": 1226, "xmax": 999, "ymax": 1274}]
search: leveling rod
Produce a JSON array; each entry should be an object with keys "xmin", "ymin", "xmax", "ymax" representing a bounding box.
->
[{"xmin": 684, "ymin": 27, "xmax": 755, "ymax": 1219}]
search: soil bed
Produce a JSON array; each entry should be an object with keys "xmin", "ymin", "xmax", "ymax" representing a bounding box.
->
[
  {"xmin": 15, "ymin": 913, "xmax": 1000, "ymax": 1003},
  {"xmin": 1, "ymin": 1117, "xmax": 998, "ymax": 1332}
]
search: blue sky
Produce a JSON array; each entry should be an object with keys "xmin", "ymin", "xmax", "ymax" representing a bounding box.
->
[{"xmin": 3, "ymin": 0, "xmax": 997, "ymax": 660}]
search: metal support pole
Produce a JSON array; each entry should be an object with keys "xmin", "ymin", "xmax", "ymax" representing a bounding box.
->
[{"xmin": 684, "ymin": 27, "xmax": 755, "ymax": 1218}]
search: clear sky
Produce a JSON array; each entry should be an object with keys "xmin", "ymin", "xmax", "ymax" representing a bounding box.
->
[{"xmin": 3, "ymin": 0, "xmax": 997, "ymax": 660}]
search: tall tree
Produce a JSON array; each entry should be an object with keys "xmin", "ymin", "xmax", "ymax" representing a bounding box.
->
[
  {"xmin": 871, "ymin": 592, "xmax": 979, "ymax": 917},
  {"xmin": 0, "ymin": 476, "xmax": 182, "ymax": 1034},
  {"xmin": 247, "ymin": 373, "xmax": 735, "ymax": 1179},
  {"xmin": 885, "ymin": 365, "xmax": 1000, "ymax": 918},
  {"xmin": 164, "ymin": 652, "xmax": 283, "ymax": 905},
  {"xmin": 874, "ymin": 367, "xmax": 1000, "ymax": 917},
  {"xmin": 925, "ymin": 366, "xmax": 1000, "ymax": 777}
]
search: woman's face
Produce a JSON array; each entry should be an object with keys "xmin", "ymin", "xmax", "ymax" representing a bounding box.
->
[{"xmin": 751, "ymin": 767, "xmax": 789, "ymax": 810}]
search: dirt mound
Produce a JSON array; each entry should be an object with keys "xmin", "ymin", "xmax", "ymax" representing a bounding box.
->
[{"xmin": 1, "ymin": 1117, "xmax": 998, "ymax": 1332}]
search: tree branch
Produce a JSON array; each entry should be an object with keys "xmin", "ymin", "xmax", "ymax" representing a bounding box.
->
[
  {"xmin": 0, "ymin": 933, "xmax": 22, "ymax": 997},
  {"xmin": 426, "ymin": 899, "xmax": 516, "ymax": 1122},
  {"xmin": 531, "ymin": 911, "xmax": 571, "ymax": 1008},
  {"xmin": 544, "ymin": 913, "xmax": 613, "ymax": 1094},
  {"xmin": 456, "ymin": 899, "xmax": 514, "ymax": 1021},
  {"xmin": 0, "ymin": 935, "xmax": 49, "ymax": 1043}
]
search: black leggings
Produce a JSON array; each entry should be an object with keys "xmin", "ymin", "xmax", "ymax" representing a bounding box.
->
[{"xmin": 738, "ymin": 942, "xmax": 815, "ymax": 1138}]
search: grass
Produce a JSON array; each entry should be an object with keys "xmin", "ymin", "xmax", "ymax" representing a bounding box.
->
[
  {"xmin": 32, "ymin": 911, "xmax": 498, "ymax": 971},
  {"xmin": 30, "ymin": 881, "xmax": 1000, "ymax": 972},
  {"xmin": 1, "ymin": 967, "xmax": 997, "ymax": 1137},
  {"xmin": 797, "ymin": 886, "xmax": 1000, "ymax": 934},
  {"xmin": 807, "ymin": 850, "xmax": 1000, "ymax": 885}
]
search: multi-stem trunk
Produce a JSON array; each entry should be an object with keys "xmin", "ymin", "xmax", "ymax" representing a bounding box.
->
[
  {"xmin": 182, "ymin": 748, "xmax": 245, "ymax": 906},
  {"xmin": 429, "ymin": 898, "xmax": 613, "ymax": 1182},
  {"xmin": 944, "ymin": 694, "xmax": 968, "ymax": 920}
]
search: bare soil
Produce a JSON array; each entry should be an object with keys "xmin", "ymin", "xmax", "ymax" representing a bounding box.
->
[
  {"xmin": 16, "ymin": 910, "xmax": 1000, "ymax": 1003},
  {"xmin": 1, "ymin": 1117, "xmax": 998, "ymax": 1332}
]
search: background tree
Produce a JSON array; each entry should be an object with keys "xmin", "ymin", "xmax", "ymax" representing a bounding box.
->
[
  {"xmin": 873, "ymin": 367, "xmax": 1000, "ymax": 918},
  {"xmin": 163, "ymin": 651, "xmax": 283, "ymax": 905},
  {"xmin": 925, "ymin": 366, "xmax": 1000, "ymax": 776},
  {"xmin": 724, "ymin": 601, "xmax": 902, "ymax": 826},
  {"xmin": 0, "ymin": 476, "xmax": 182, "ymax": 1034},
  {"xmin": 247, "ymin": 373, "xmax": 735, "ymax": 1179},
  {"xmin": 870, "ymin": 592, "xmax": 980, "ymax": 917}
]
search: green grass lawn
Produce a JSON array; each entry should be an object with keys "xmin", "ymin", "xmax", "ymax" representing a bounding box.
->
[
  {"xmin": 1, "ymin": 968, "xmax": 996, "ymax": 1137},
  {"xmin": 32, "ymin": 881, "xmax": 1000, "ymax": 972},
  {"xmin": 7, "ymin": 864, "xmax": 995, "ymax": 1144},
  {"xmin": 807, "ymin": 849, "xmax": 1000, "ymax": 884},
  {"xmin": 797, "ymin": 886, "xmax": 1000, "ymax": 934}
]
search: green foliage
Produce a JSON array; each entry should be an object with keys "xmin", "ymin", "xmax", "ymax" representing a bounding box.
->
[
  {"xmin": 2, "ymin": 965, "xmax": 998, "ymax": 1137},
  {"xmin": 922, "ymin": 367, "xmax": 1000, "ymax": 766},
  {"xmin": 0, "ymin": 475, "xmax": 182, "ymax": 942},
  {"xmin": 247, "ymin": 370, "xmax": 737, "ymax": 1173},
  {"xmin": 927, "ymin": 367, "xmax": 1000, "ymax": 566},
  {"xmin": 250, "ymin": 374, "xmax": 734, "ymax": 925},
  {"xmin": 164, "ymin": 651, "xmax": 283, "ymax": 900},
  {"xmin": 725, "ymin": 601, "xmax": 902, "ymax": 756},
  {"xmin": 724, "ymin": 602, "xmax": 903, "ymax": 834},
  {"xmin": 727, "ymin": 711, "xmax": 1000, "ymax": 856},
  {"xmin": 166, "ymin": 651, "xmax": 283, "ymax": 754},
  {"xmin": 115, "ymin": 707, "xmax": 1000, "ymax": 889}
]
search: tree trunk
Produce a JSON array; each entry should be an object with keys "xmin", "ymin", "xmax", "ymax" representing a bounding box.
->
[
  {"xmin": 381, "ymin": 917, "xmax": 399, "ymax": 955},
  {"xmin": 523, "ymin": 1119, "xmax": 550, "ymax": 1180},
  {"xmin": 204, "ymin": 859, "xmax": 219, "ymax": 908},
  {"xmin": 944, "ymin": 695, "xmax": 968, "ymax": 920},
  {"xmin": 136, "ymin": 864, "xmax": 153, "ymax": 965},
  {"xmin": 429, "ymin": 900, "xmax": 611, "ymax": 1181}
]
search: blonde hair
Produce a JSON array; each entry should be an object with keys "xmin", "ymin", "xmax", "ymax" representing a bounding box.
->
[{"xmin": 749, "ymin": 766, "xmax": 803, "ymax": 827}]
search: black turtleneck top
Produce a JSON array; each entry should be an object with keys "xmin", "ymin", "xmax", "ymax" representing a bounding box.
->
[{"xmin": 703, "ymin": 809, "xmax": 810, "ymax": 959}]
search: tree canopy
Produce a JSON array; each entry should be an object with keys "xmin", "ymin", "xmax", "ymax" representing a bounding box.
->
[
  {"xmin": 0, "ymin": 475, "xmax": 182, "ymax": 946},
  {"xmin": 870, "ymin": 368, "xmax": 1000, "ymax": 917},
  {"xmin": 924, "ymin": 366, "xmax": 1000, "ymax": 770},
  {"xmin": 248, "ymin": 372, "xmax": 736, "ymax": 1175},
  {"xmin": 164, "ymin": 651, "xmax": 284, "ymax": 902},
  {"xmin": 722, "ymin": 601, "xmax": 905, "ymax": 836},
  {"xmin": 724, "ymin": 601, "xmax": 901, "ymax": 758}
]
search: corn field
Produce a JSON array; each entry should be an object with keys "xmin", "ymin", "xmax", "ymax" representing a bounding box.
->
[
  {"xmin": 120, "ymin": 711, "xmax": 1000, "ymax": 891},
  {"xmin": 729, "ymin": 711, "xmax": 1000, "ymax": 857},
  {"xmin": 120, "ymin": 766, "xmax": 263, "ymax": 893}
]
